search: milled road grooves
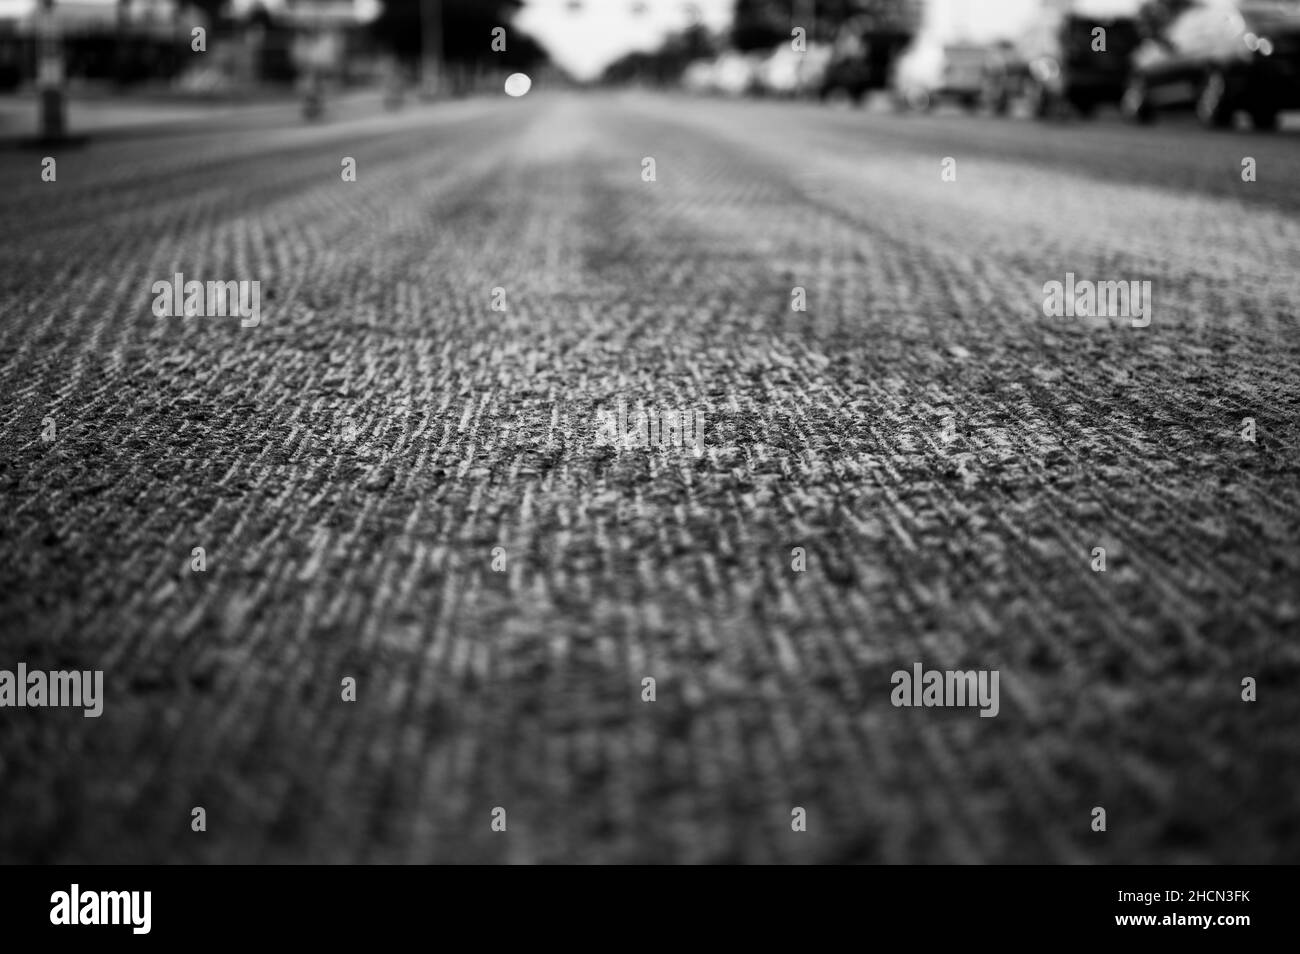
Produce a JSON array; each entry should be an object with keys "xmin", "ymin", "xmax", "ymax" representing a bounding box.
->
[{"xmin": 0, "ymin": 92, "xmax": 1297, "ymax": 863}]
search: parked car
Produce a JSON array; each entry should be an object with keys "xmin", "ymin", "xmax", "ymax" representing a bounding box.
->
[
  {"xmin": 1122, "ymin": 0, "xmax": 1300, "ymax": 129},
  {"xmin": 990, "ymin": 12, "xmax": 1142, "ymax": 118},
  {"xmin": 891, "ymin": 41, "xmax": 999, "ymax": 112}
]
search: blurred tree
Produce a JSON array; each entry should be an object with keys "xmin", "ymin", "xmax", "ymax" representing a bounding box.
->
[
  {"xmin": 731, "ymin": 0, "xmax": 920, "ymax": 51},
  {"xmin": 1136, "ymin": 0, "xmax": 1197, "ymax": 38},
  {"xmin": 731, "ymin": 0, "xmax": 784, "ymax": 50},
  {"xmin": 186, "ymin": 0, "xmax": 229, "ymax": 26},
  {"xmin": 373, "ymin": 0, "xmax": 547, "ymax": 68},
  {"xmin": 601, "ymin": 20, "xmax": 718, "ymax": 85}
]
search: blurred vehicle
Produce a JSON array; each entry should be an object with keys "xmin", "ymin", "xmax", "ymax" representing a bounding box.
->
[
  {"xmin": 0, "ymin": 4, "xmax": 197, "ymax": 89},
  {"xmin": 819, "ymin": 10, "xmax": 919, "ymax": 106},
  {"xmin": 990, "ymin": 12, "xmax": 1142, "ymax": 118},
  {"xmin": 1122, "ymin": 0, "xmax": 1300, "ymax": 129},
  {"xmin": 891, "ymin": 40, "xmax": 998, "ymax": 112}
]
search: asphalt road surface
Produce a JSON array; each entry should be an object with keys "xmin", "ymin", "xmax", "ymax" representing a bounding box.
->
[{"xmin": 1, "ymin": 92, "xmax": 1297, "ymax": 864}]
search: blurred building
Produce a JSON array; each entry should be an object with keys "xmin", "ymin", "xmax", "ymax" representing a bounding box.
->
[{"xmin": 0, "ymin": 0, "xmax": 377, "ymax": 91}]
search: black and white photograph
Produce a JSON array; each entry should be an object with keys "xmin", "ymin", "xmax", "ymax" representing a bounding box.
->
[{"xmin": 0, "ymin": 0, "xmax": 1296, "ymax": 926}]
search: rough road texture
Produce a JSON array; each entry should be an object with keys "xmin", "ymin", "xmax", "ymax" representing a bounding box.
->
[{"xmin": 1, "ymin": 92, "xmax": 1297, "ymax": 864}]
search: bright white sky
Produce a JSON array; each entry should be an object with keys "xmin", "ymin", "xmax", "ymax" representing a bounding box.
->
[
  {"xmin": 516, "ymin": 0, "xmax": 736, "ymax": 79},
  {"xmin": 0, "ymin": 0, "xmax": 1149, "ymax": 79},
  {"xmin": 519, "ymin": 0, "xmax": 1146, "ymax": 79}
]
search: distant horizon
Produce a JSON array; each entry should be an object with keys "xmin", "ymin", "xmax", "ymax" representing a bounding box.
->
[
  {"xmin": 520, "ymin": 0, "xmax": 1148, "ymax": 81},
  {"xmin": 0, "ymin": 0, "xmax": 1160, "ymax": 81},
  {"xmin": 0, "ymin": 0, "xmax": 374, "ymax": 19}
]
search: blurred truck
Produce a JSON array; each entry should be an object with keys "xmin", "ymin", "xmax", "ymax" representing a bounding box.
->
[
  {"xmin": 987, "ymin": 12, "xmax": 1143, "ymax": 118},
  {"xmin": 891, "ymin": 41, "xmax": 1003, "ymax": 112}
]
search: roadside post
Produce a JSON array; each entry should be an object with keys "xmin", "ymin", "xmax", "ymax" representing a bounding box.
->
[
  {"xmin": 419, "ymin": 0, "xmax": 442, "ymax": 99},
  {"xmin": 36, "ymin": 0, "xmax": 66, "ymax": 142}
]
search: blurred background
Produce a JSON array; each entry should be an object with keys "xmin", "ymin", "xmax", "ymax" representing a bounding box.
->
[
  {"xmin": 3, "ymin": 0, "xmax": 1298, "ymax": 136},
  {"xmin": 3, "ymin": 0, "xmax": 1298, "ymax": 868}
]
